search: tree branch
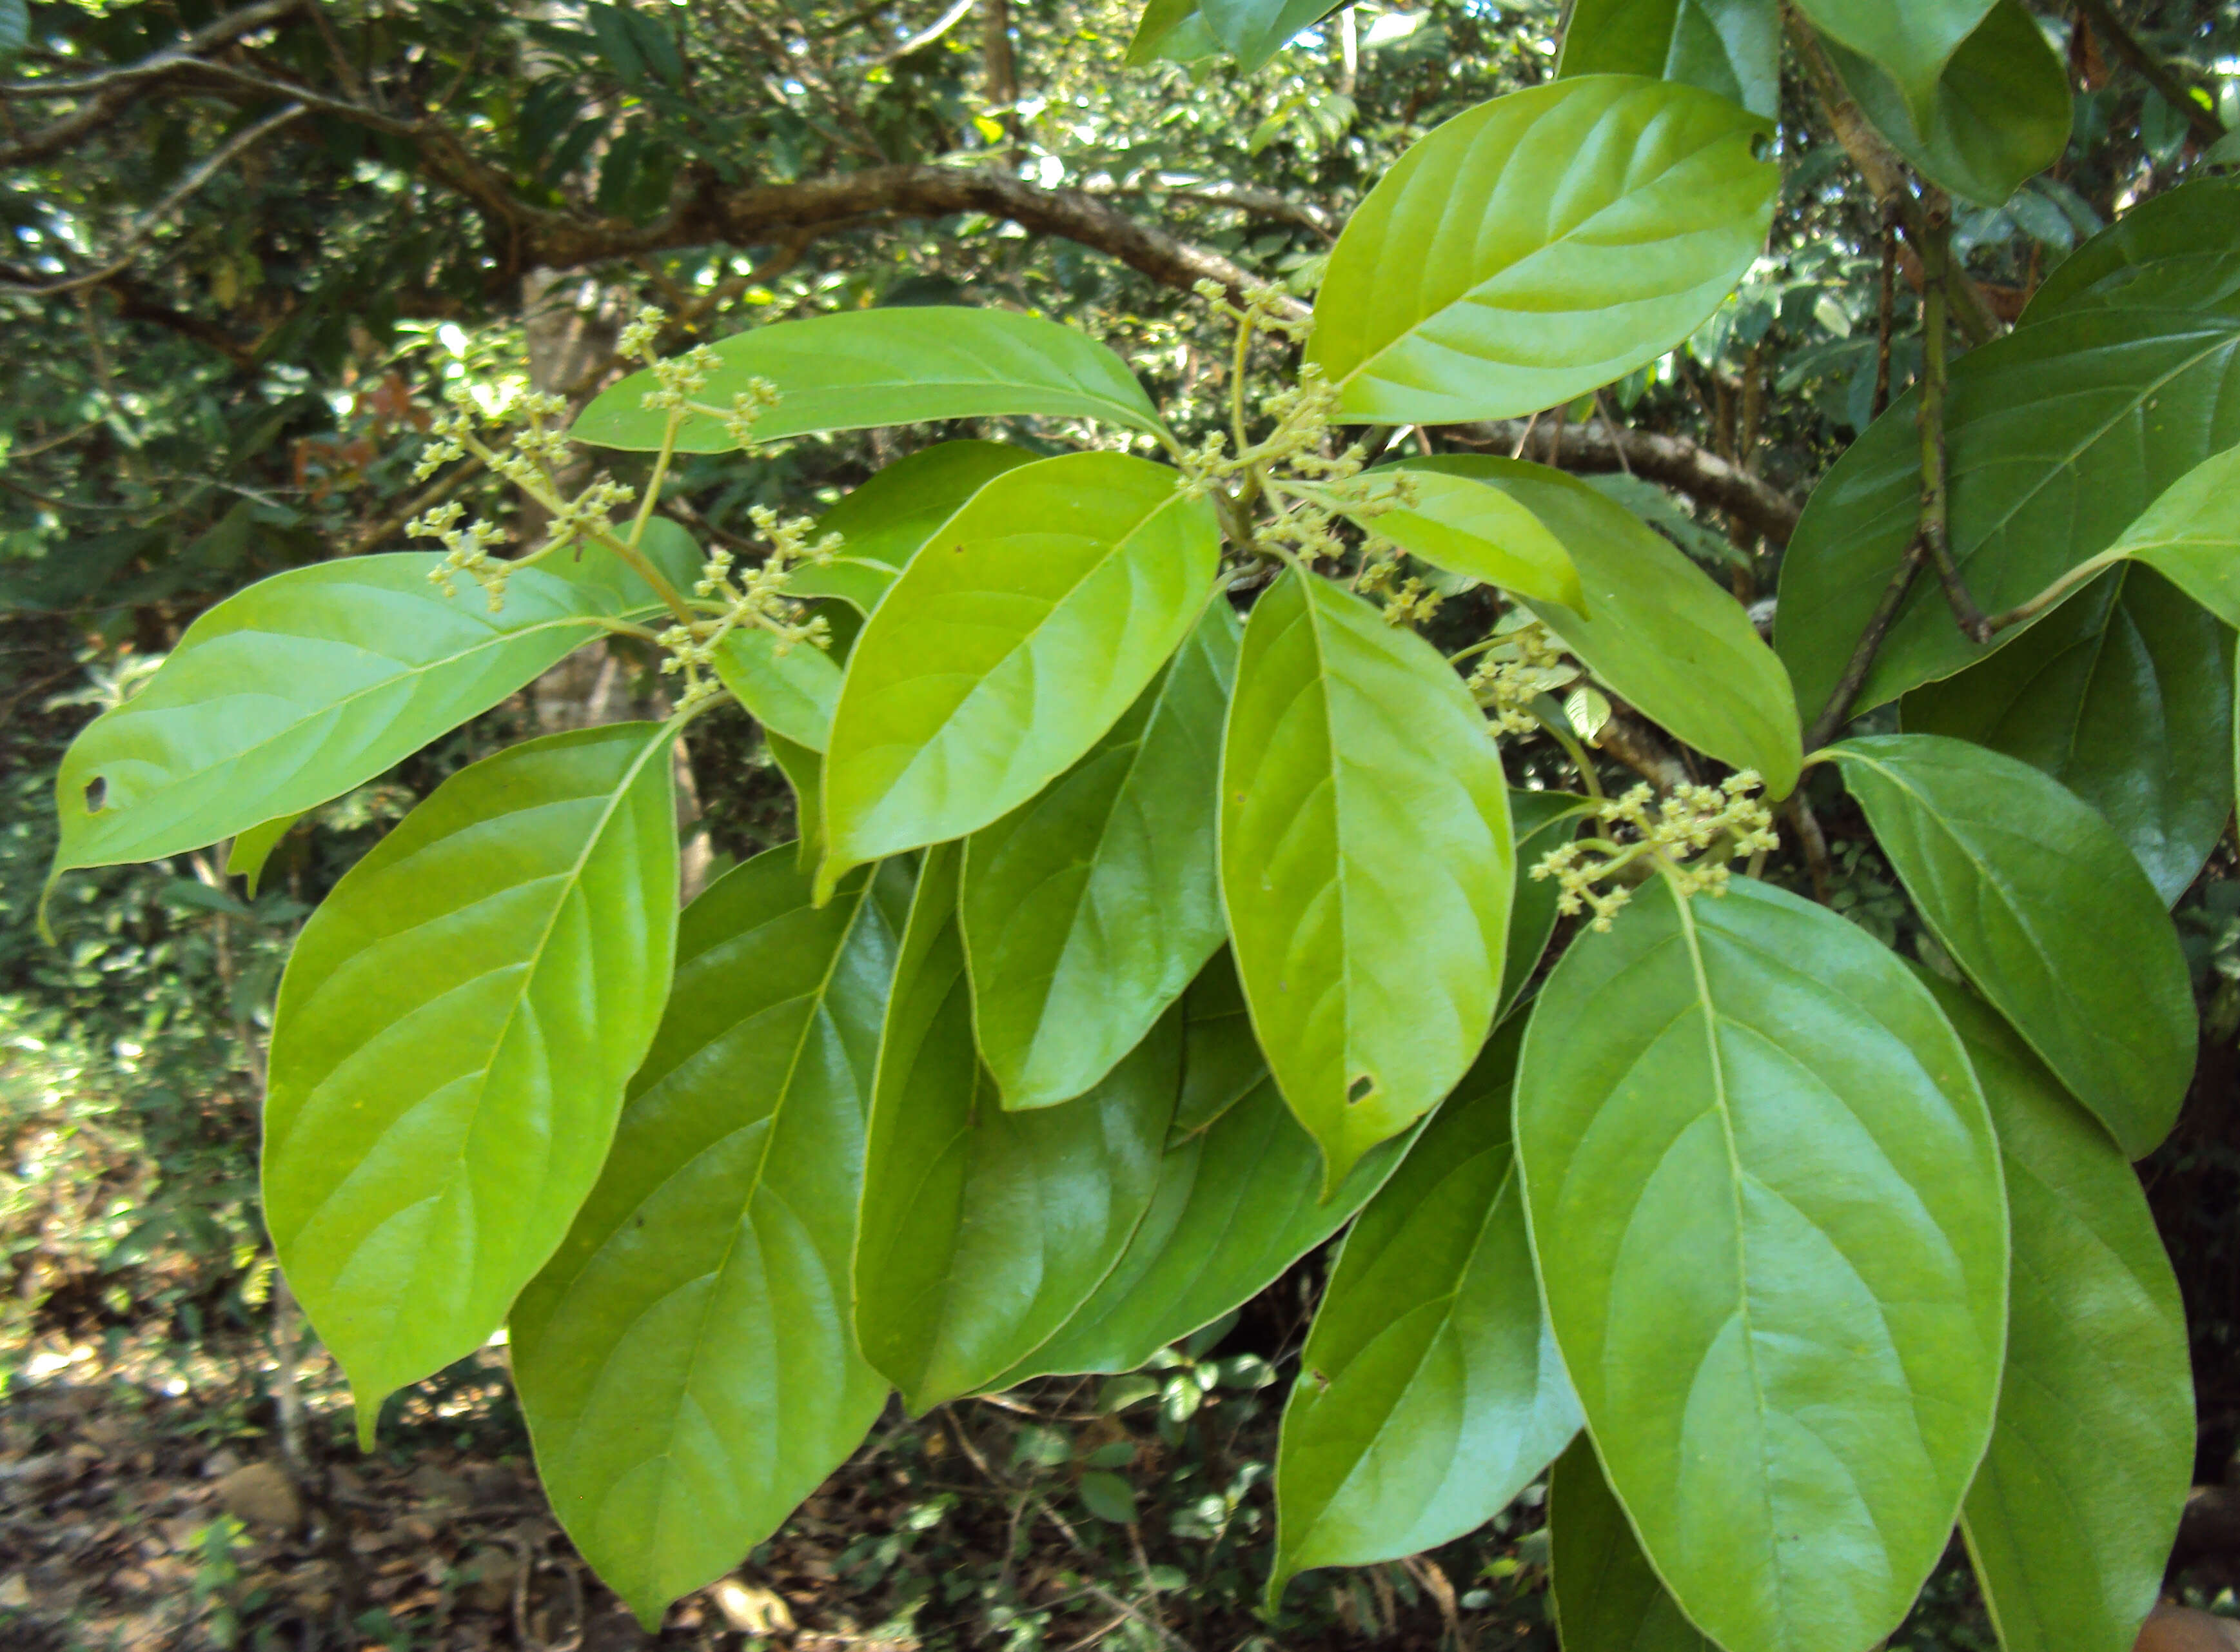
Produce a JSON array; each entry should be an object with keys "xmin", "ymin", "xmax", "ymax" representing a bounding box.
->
[
  {"xmin": 2073, "ymin": 0, "xmax": 2226, "ymax": 150},
  {"xmin": 1442, "ymin": 417, "xmax": 1803, "ymax": 547}
]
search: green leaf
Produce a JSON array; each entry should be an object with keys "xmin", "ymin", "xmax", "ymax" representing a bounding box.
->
[
  {"xmin": 266, "ymin": 723, "xmax": 680, "ymax": 1435},
  {"xmin": 1078, "ymin": 1470, "xmax": 1138, "ymax": 1524},
  {"xmin": 1395, "ymin": 457, "xmax": 1802, "ymax": 796},
  {"xmin": 1502, "ymin": 791, "xmax": 1591, "ymax": 1016},
  {"xmin": 1198, "ymin": 0, "xmax": 1333, "ymax": 73},
  {"xmin": 547, "ymin": 517, "xmax": 704, "ymax": 617},
  {"xmin": 1819, "ymin": 1, "xmax": 2070, "ymax": 208},
  {"xmin": 2081, "ymin": 442, "xmax": 2240, "ymax": 627},
  {"xmin": 1515, "ymin": 874, "xmax": 2008, "ymax": 1652},
  {"xmin": 790, "ymin": 442, "xmax": 1036, "ymax": 615},
  {"xmin": 509, "ymin": 849, "xmax": 905, "ymax": 1629},
  {"xmin": 1793, "ymin": 0, "xmax": 1994, "ymax": 126},
  {"xmin": 1220, "ymin": 568, "xmax": 1513, "ymax": 1190},
  {"xmin": 2025, "ymin": 175, "xmax": 2240, "ymax": 324},
  {"xmin": 1272, "ymin": 1021, "xmax": 1581, "ymax": 1593},
  {"xmin": 1903, "ymin": 566, "xmax": 2234, "ymax": 904},
  {"xmin": 1126, "ymin": 0, "xmax": 1221, "ymax": 64},
  {"xmin": 226, "ymin": 813, "xmax": 301, "ymax": 898},
  {"xmin": 962, "ymin": 602, "xmax": 1236, "ymax": 1110},
  {"xmin": 1549, "ymin": 1436, "xmax": 1716, "ymax": 1652},
  {"xmin": 0, "ymin": 0, "xmax": 27, "ymax": 62},
  {"xmin": 712, "ymin": 629, "xmax": 844, "ymax": 752},
  {"xmin": 767, "ymin": 731, "xmax": 825, "ymax": 874},
  {"xmin": 819, "ymin": 452, "xmax": 1220, "ymax": 898},
  {"xmin": 1775, "ymin": 308, "xmax": 2240, "ymax": 722},
  {"xmin": 1170, "ymin": 947, "xmax": 1268, "ymax": 1139},
  {"xmin": 1827, "ymin": 734, "xmax": 2196, "ymax": 1159},
  {"xmin": 1913, "ymin": 974, "xmax": 2193, "ymax": 1652},
  {"xmin": 852, "ymin": 841, "xmax": 1175, "ymax": 1413},
  {"xmin": 1341, "ymin": 469, "xmax": 1584, "ymax": 610},
  {"xmin": 1556, "ymin": 0, "xmax": 1779, "ymax": 119},
  {"xmin": 992, "ymin": 1076, "xmax": 1413, "ymax": 1386},
  {"xmin": 1305, "ymin": 77, "xmax": 1774, "ymax": 425},
  {"xmin": 573, "ymin": 310, "xmax": 1168, "ymax": 453},
  {"xmin": 50, "ymin": 555, "xmax": 611, "ymax": 881}
]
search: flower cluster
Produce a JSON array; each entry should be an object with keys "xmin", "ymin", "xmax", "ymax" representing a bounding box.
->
[
  {"xmin": 656, "ymin": 505, "xmax": 841, "ymax": 713},
  {"xmin": 1531, "ymin": 771, "xmax": 1780, "ymax": 930},
  {"xmin": 1467, "ymin": 618, "xmax": 1580, "ymax": 736},
  {"xmin": 408, "ymin": 500, "xmax": 511, "ymax": 609}
]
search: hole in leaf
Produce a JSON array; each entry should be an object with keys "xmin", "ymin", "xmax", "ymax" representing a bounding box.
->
[
  {"xmin": 1346, "ymin": 1074, "xmax": 1375, "ymax": 1105},
  {"xmin": 83, "ymin": 776, "xmax": 108, "ymax": 813}
]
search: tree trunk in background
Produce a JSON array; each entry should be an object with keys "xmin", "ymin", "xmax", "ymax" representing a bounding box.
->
[{"xmin": 984, "ymin": 0, "xmax": 1023, "ymax": 165}]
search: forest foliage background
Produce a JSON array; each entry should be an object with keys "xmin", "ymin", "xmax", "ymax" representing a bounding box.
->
[{"xmin": 5, "ymin": 0, "xmax": 2240, "ymax": 1647}]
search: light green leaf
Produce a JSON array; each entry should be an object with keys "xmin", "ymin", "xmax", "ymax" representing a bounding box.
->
[
  {"xmin": 50, "ymin": 555, "xmax": 611, "ymax": 881},
  {"xmin": 1794, "ymin": 0, "xmax": 1994, "ymax": 126},
  {"xmin": 1342, "ymin": 469, "xmax": 1584, "ymax": 610},
  {"xmin": 1272, "ymin": 1021, "xmax": 1581, "ymax": 1593},
  {"xmin": 767, "ymin": 731, "xmax": 825, "ymax": 875},
  {"xmin": 1914, "ymin": 974, "xmax": 2193, "ymax": 1652},
  {"xmin": 2083, "ymin": 443, "xmax": 2240, "ymax": 627},
  {"xmin": 1549, "ymin": 1435, "xmax": 1716, "ymax": 1652},
  {"xmin": 1903, "ymin": 567, "xmax": 2234, "ymax": 904},
  {"xmin": 1220, "ymin": 568, "xmax": 1512, "ymax": 1191},
  {"xmin": 226, "ymin": 813, "xmax": 302, "ymax": 898},
  {"xmin": 1820, "ymin": 1, "xmax": 2070, "ymax": 208},
  {"xmin": 1306, "ymin": 76, "xmax": 1774, "ymax": 425},
  {"xmin": 1502, "ymin": 790, "xmax": 1591, "ymax": 1016},
  {"xmin": 1556, "ymin": 0, "xmax": 1779, "ymax": 119},
  {"xmin": 1170, "ymin": 946, "xmax": 1268, "ymax": 1140},
  {"xmin": 1395, "ymin": 457, "xmax": 1802, "ymax": 795},
  {"xmin": 712, "ymin": 627, "xmax": 845, "ymax": 752},
  {"xmin": 791, "ymin": 442, "xmax": 1037, "ymax": 615},
  {"xmin": 1515, "ymin": 874, "xmax": 2008, "ymax": 1652},
  {"xmin": 992, "ymin": 1075, "xmax": 1413, "ymax": 1388},
  {"xmin": 510, "ymin": 849, "xmax": 905, "ymax": 1629},
  {"xmin": 1827, "ymin": 734, "xmax": 2196, "ymax": 1159},
  {"xmin": 1199, "ymin": 0, "xmax": 1333, "ymax": 73},
  {"xmin": 1126, "ymin": 0, "xmax": 1222, "ymax": 64},
  {"xmin": 963, "ymin": 602, "xmax": 1236, "ymax": 1110},
  {"xmin": 1775, "ymin": 308, "xmax": 2240, "ymax": 722},
  {"xmin": 852, "ymin": 841, "xmax": 1174, "ymax": 1413},
  {"xmin": 2025, "ymin": 175, "xmax": 2240, "ymax": 324},
  {"xmin": 266, "ymin": 723, "xmax": 680, "ymax": 1436},
  {"xmin": 818, "ymin": 451, "xmax": 1219, "ymax": 898},
  {"xmin": 546, "ymin": 517, "xmax": 705, "ymax": 617},
  {"xmin": 573, "ymin": 310, "xmax": 1168, "ymax": 453}
]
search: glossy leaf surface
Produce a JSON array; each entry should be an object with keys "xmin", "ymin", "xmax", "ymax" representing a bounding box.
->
[
  {"xmin": 2090, "ymin": 442, "xmax": 2240, "ymax": 627},
  {"xmin": 1170, "ymin": 946, "xmax": 1267, "ymax": 1139},
  {"xmin": 1549, "ymin": 1436, "xmax": 1716, "ymax": 1652},
  {"xmin": 1904, "ymin": 567, "xmax": 2234, "ymax": 904},
  {"xmin": 962, "ymin": 601, "xmax": 1236, "ymax": 1110},
  {"xmin": 1199, "ymin": 0, "xmax": 1330, "ymax": 72},
  {"xmin": 789, "ymin": 441, "xmax": 1036, "ymax": 615},
  {"xmin": 766, "ymin": 732, "xmax": 825, "ymax": 873},
  {"xmin": 2025, "ymin": 176, "xmax": 2240, "ymax": 324},
  {"xmin": 52, "ymin": 555, "xmax": 610, "ymax": 879},
  {"xmin": 1220, "ymin": 568, "xmax": 1512, "ymax": 1190},
  {"xmin": 511, "ymin": 850, "xmax": 904, "ymax": 1627},
  {"xmin": 574, "ymin": 310, "xmax": 1166, "ymax": 452},
  {"xmin": 1829, "ymin": 734, "xmax": 2195, "ymax": 1159},
  {"xmin": 1306, "ymin": 76, "xmax": 1775, "ymax": 425},
  {"xmin": 996, "ymin": 1074, "xmax": 1410, "ymax": 1385},
  {"xmin": 1920, "ymin": 976, "xmax": 2192, "ymax": 1652},
  {"xmin": 1777, "ymin": 308, "xmax": 2240, "ymax": 721},
  {"xmin": 712, "ymin": 627, "xmax": 844, "ymax": 752},
  {"xmin": 1556, "ymin": 0, "xmax": 1778, "ymax": 118},
  {"xmin": 1341, "ymin": 467, "xmax": 1584, "ymax": 610},
  {"xmin": 1273, "ymin": 1023, "xmax": 1581, "ymax": 1589},
  {"xmin": 1821, "ymin": 1, "xmax": 2068, "ymax": 208},
  {"xmin": 1399, "ymin": 457, "xmax": 1802, "ymax": 795},
  {"xmin": 852, "ymin": 843, "xmax": 1173, "ymax": 1413},
  {"xmin": 1793, "ymin": 0, "xmax": 1992, "ymax": 123},
  {"xmin": 820, "ymin": 451, "xmax": 1219, "ymax": 896},
  {"xmin": 266, "ymin": 723, "xmax": 679, "ymax": 1431},
  {"xmin": 1515, "ymin": 875, "xmax": 2008, "ymax": 1652}
]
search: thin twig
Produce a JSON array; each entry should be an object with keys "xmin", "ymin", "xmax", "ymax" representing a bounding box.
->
[
  {"xmin": 1805, "ymin": 538, "xmax": 1929, "ymax": 749},
  {"xmin": 1783, "ymin": 792, "xmax": 1834, "ymax": 903},
  {"xmin": 1912, "ymin": 206, "xmax": 1992, "ymax": 645},
  {"xmin": 2073, "ymin": 0, "xmax": 2226, "ymax": 150},
  {"xmin": 1871, "ymin": 203, "xmax": 1899, "ymax": 420}
]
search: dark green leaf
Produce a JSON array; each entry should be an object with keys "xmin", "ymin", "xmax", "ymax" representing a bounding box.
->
[
  {"xmin": 1793, "ymin": 0, "xmax": 1994, "ymax": 124},
  {"xmin": 1307, "ymin": 77, "xmax": 1774, "ymax": 424},
  {"xmin": 767, "ymin": 731, "xmax": 825, "ymax": 874},
  {"xmin": 790, "ymin": 442, "xmax": 1036, "ymax": 615},
  {"xmin": 1915, "ymin": 974, "xmax": 2193, "ymax": 1652},
  {"xmin": 1221, "ymin": 568, "xmax": 1512, "ymax": 1190},
  {"xmin": 2025, "ymin": 175, "xmax": 2240, "ymax": 324},
  {"xmin": 573, "ymin": 310, "xmax": 1168, "ymax": 453},
  {"xmin": 226, "ymin": 813, "xmax": 301, "ymax": 898},
  {"xmin": 1126, "ymin": 0, "xmax": 1221, "ymax": 64},
  {"xmin": 1273, "ymin": 1023, "xmax": 1580, "ymax": 1591},
  {"xmin": 51, "ymin": 555, "xmax": 611, "ymax": 881},
  {"xmin": 819, "ymin": 453, "xmax": 1219, "ymax": 898},
  {"xmin": 267, "ymin": 723, "xmax": 679, "ymax": 1437},
  {"xmin": 1903, "ymin": 566, "xmax": 2234, "ymax": 904},
  {"xmin": 1502, "ymin": 791, "xmax": 1591, "ymax": 1016},
  {"xmin": 1557, "ymin": 0, "xmax": 1780, "ymax": 119},
  {"xmin": 1828, "ymin": 734, "xmax": 2196, "ymax": 1158},
  {"xmin": 852, "ymin": 842, "xmax": 1174, "ymax": 1413},
  {"xmin": 1198, "ymin": 0, "xmax": 1330, "ymax": 72},
  {"xmin": 1078, "ymin": 1471, "xmax": 1138, "ymax": 1524},
  {"xmin": 962, "ymin": 602, "xmax": 1235, "ymax": 1110},
  {"xmin": 1515, "ymin": 875, "xmax": 2007, "ymax": 1652},
  {"xmin": 1549, "ymin": 1435, "xmax": 1716, "ymax": 1652},
  {"xmin": 1170, "ymin": 947, "xmax": 1268, "ymax": 1140},
  {"xmin": 510, "ymin": 849, "xmax": 905, "ymax": 1628}
]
